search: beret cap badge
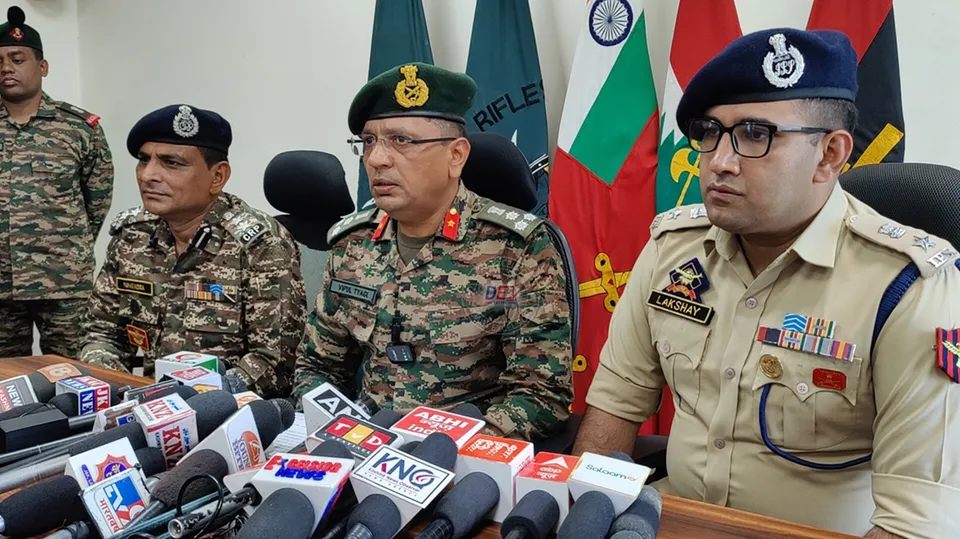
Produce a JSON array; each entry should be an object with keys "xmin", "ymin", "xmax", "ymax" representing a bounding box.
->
[
  {"xmin": 172, "ymin": 105, "xmax": 199, "ymax": 138},
  {"xmin": 763, "ymin": 33, "xmax": 805, "ymax": 89},
  {"xmin": 9, "ymin": 27, "xmax": 22, "ymax": 41},
  {"xmin": 394, "ymin": 64, "xmax": 430, "ymax": 109}
]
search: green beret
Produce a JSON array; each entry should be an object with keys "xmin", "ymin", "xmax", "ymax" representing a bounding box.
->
[
  {"xmin": 348, "ymin": 62, "xmax": 477, "ymax": 134},
  {"xmin": 0, "ymin": 7, "xmax": 42, "ymax": 53}
]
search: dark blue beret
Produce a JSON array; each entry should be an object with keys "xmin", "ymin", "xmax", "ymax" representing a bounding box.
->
[
  {"xmin": 677, "ymin": 27, "xmax": 858, "ymax": 137},
  {"xmin": 126, "ymin": 104, "xmax": 232, "ymax": 158}
]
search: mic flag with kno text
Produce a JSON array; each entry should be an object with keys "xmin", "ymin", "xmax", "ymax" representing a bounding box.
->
[
  {"xmin": 356, "ymin": 0, "xmax": 434, "ymax": 209},
  {"xmin": 465, "ymin": 0, "xmax": 551, "ymax": 217}
]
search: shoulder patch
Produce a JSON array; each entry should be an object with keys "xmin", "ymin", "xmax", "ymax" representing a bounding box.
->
[
  {"xmin": 845, "ymin": 213, "xmax": 957, "ymax": 278},
  {"xmin": 650, "ymin": 204, "xmax": 711, "ymax": 239},
  {"xmin": 57, "ymin": 102, "xmax": 100, "ymax": 127},
  {"xmin": 327, "ymin": 208, "xmax": 380, "ymax": 245},
  {"xmin": 473, "ymin": 201, "xmax": 542, "ymax": 240},
  {"xmin": 109, "ymin": 206, "xmax": 158, "ymax": 235},
  {"xmin": 223, "ymin": 205, "xmax": 277, "ymax": 249}
]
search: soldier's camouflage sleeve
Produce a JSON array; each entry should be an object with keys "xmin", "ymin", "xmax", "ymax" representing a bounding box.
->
[
  {"xmin": 80, "ymin": 123, "xmax": 114, "ymax": 239},
  {"xmin": 292, "ymin": 249, "xmax": 364, "ymax": 403},
  {"xmin": 79, "ymin": 235, "xmax": 135, "ymax": 372},
  {"xmin": 486, "ymin": 226, "xmax": 574, "ymax": 441},
  {"xmin": 229, "ymin": 232, "xmax": 306, "ymax": 399}
]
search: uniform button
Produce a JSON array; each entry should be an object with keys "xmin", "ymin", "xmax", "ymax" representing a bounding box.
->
[
  {"xmin": 796, "ymin": 382, "xmax": 809, "ymax": 395},
  {"xmin": 714, "ymin": 439, "xmax": 726, "ymax": 450},
  {"xmin": 745, "ymin": 297, "xmax": 758, "ymax": 309},
  {"xmin": 661, "ymin": 342, "xmax": 671, "ymax": 354},
  {"xmin": 724, "ymin": 368, "xmax": 736, "ymax": 379}
]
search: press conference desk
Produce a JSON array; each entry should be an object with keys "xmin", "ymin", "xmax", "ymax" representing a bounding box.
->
[{"xmin": 1, "ymin": 355, "xmax": 857, "ymax": 539}]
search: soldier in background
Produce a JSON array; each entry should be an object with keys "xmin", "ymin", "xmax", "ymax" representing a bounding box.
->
[
  {"xmin": 0, "ymin": 6, "xmax": 114, "ymax": 358},
  {"xmin": 293, "ymin": 63, "xmax": 573, "ymax": 441},
  {"xmin": 79, "ymin": 104, "xmax": 306, "ymax": 399}
]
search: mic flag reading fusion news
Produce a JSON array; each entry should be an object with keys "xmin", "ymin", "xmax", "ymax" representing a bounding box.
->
[
  {"xmin": 608, "ymin": 485, "xmax": 663, "ymax": 539},
  {"xmin": 234, "ymin": 488, "xmax": 317, "ymax": 539},
  {"xmin": 414, "ymin": 471, "xmax": 500, "ymax": 539},
  {"xmin": 500, "ymin": 490, "xmax": 561, "ymax": 539}
]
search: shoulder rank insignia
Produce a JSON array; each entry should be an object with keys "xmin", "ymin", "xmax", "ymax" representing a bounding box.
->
[
  {"xmin": 109, "ymin": 206, "xmax": 158, "ymax": 236},
  {"xmin": 223, "ymin": 206, "xmax": 275, "ymax": 248},
  {"xmin": 646, "ymin": 257, "xmax": 714, "ymax": 325},
  {"xmin": 327, "ymin": 208, "xmax": 380, "ymax": 245},
  {"xmin": 650, "ymin": 204, "xmax": 711, "ymax": 239},
  {"xmin": 474, "ymin": 201, "xmax": 542, "ymax": 240},
  {"xmin": 936, "ymin": 328, "xmax": 960, "ymax": 383},
  {"xmin": 846, "ymin": 214, "xmax": 957, "ymax": 278},
  {"xmin": 57, "ymin": 102, "xmax": 100, "ymax": 127}
]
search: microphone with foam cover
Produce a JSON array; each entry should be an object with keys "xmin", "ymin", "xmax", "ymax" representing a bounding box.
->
[
  {"xmin": 414, "ymin": 471, "xmax": 500, "ymax": 539},
  {"xmin": 125, "ymin": 448, "xmax": 230, "ymax": 528},
  {"xmin": 233, "ymin": 488, "xmax": 318, "ymax": 539},
  {"xmin": 27, "ymin": 364, "xmax": 92, "ymax": 403},
  {"xmin": 607, "ymin": 485, "xmax": 662, "ymax": 539},
  {"xmin": 344, "ymin": 493, "xmax": 402, "ymax": 539},
  {"xmin": 249, "ymin": 398, "xmax": 296, "ymax": 447},
  {"xmin": 449, "ymin": 402, "xmax": 483, "ymax": 420},
  {"xmin": 556, "ymin": 490, "xmax": 615, "ymax": 539},
  {"xmin": 0, "ymin": 474, "xmax": 87, "ymax": 537},
  {"xmin": 500, "ymin": 490, "xmax": 560, "ymax": 539}
]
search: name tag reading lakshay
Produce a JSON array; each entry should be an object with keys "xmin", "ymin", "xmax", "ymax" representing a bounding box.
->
[
  {"xmin": 330, "ymin": 279, "xmax": 378, "ymax": 305},
  {"xmin": 647, "ymin": 258, "xmax": 714, "ymax": 325}
]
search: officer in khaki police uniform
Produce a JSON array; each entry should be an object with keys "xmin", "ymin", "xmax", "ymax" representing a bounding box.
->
[
  {"xmin": 80, "ymin": 104, "xmax": 306, "ymax": 399},
  {"xmin": 573, "ymin": 28, "xmax": 960, "ymax": 539},
  {"xmin": 293, "ymin": 63, "xmax": 573, "ymax": 442}
]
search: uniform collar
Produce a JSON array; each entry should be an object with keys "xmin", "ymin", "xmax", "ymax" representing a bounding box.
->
[
  {"xmin": 372, "ymin": 180, "xmax": 475, "ymax": 243},
  {"xmin": 0, "ymin": 92, "xmax": 58, "ymax": 122},
  {"xmin": 703, "ymin": 182, "xmax": 847, "ymax": 269},
  {"xmin": 150, "ymin": 195, "xmax": 232, "ymax": 254}
]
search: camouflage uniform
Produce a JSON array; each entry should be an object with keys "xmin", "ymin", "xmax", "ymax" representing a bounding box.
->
[
  {"xmin": 0, "ymin": 92, "xmax": 114, "ymax": 357},
  {"xmin": 293, "ymin": 182, "xmax": 573, "ymax": 441},
  {"xmin": 79, "ymin": 192, "xmax": 306, "ymax": 398}
]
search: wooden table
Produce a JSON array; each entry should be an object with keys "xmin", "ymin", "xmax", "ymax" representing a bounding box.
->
[{"xmin": 4, "ymin": 356, "xmax": 857, "ymax": 538}]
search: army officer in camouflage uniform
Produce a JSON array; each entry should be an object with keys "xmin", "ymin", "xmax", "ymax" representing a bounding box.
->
[
  {"xmin": 79, "ymin": 104, "xmax": 306, "ymax": 399},
  {"xmin": 293, "ymin": 63, "xmax": 573, "ymax": 441},
  {"xmin": 0, "ymin": 7, "xmax": 114, "ymax": 357}
]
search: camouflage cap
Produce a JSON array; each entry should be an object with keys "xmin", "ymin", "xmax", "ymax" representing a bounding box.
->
[
  {"xmin": 0, "ymin": 6, "xmax": 42, "ymax": 53},
  {"xmin": 126, "ymin": 104, "xmax": 232, "ymax": 158},
  {"xmin": 347, "ymin": 62, "xmax": 477, "ymax": 134}
]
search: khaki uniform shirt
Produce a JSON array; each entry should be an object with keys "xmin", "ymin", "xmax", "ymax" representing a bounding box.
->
[
  {"xmin": 80, "ymin": 193, "xmax": 307, "ymax": 398},
  {"xmin": 293, "ymin": 182, "xmax": 573, "ymax": 441},
  {"xmin": 0, "ymin": 93, "xmax": 114, "ymax": 300},
  {"xmin": 587, "ymin": 183, "xmax": 960, "ymax": 538}
]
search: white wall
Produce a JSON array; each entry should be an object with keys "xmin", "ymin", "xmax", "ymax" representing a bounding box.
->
[{"xmin": 29, "ymin": 0, "xmax": 953, "ymax": 263}]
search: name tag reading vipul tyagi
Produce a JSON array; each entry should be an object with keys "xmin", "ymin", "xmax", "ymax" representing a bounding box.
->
[
  {"xmin": 646, "ymin": 258, "xmax": 715, "ymax": 325},
  {"xmin": 329, "ymin": 278, "xmax": 378, "ymax": 305}
]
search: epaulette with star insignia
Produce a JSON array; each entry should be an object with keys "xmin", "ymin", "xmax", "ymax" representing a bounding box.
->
[
  {"xmin": 474, "ymin": 201, "xmax": 543, "ymax": 240},
  {"xmin": 57, "ymin": 101, "xmax": 101, "ymax": 128},
  {"xmin": 650, "ymin": 204, "xmax": 712, "ymax": 239},
  {"xmin": 109, "ymin": 206, "xmax": 159, "ymax": 236},
  {"xmin": 327, "ymin": 208, "xmax": 380, "ymax": 245},
  {"xmin": 845, "ymin": 213, "xmax": 957, "ymax": 278}
]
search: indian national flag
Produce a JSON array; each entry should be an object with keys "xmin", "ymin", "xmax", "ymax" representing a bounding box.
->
[{"xmin": 548, "ymin": 0, "xmax": 659, "ymax": 429}]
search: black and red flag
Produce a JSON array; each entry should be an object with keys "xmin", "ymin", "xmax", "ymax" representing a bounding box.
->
[{"xmin": 807, "ymin": 0, "xmax": 905, "ymax": 171}]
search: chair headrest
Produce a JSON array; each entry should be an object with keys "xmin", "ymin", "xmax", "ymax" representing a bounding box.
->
[
  {"xmin": 839, "ymin": 162, "xmax": 960, "ymax": 248},
  {"xmin": 461, "ymin": 132, "xmax": 538, "ymax": 211},
  {"xmin": 263, "ymin": 150, "xmax": 355, "ymax": 220}
]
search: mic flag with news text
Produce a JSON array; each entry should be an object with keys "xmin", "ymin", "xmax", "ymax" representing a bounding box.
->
[
  {"xmin": 806, "ymin": 0, "xmax": 905, "ymax": 170},
  {"xmin": 465, "ymin": 0, "xmax": 550, "ymax": 217}
]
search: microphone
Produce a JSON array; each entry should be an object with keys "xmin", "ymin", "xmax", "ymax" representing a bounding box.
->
[
  {"xmin": 122, "ymin": 380, "xmax": 188, "ymax": 403},
  {"xmin": 566, "ymin": 451, "xmax": 652, "ymax": 515},
  {"xmin": 122, "ymin": 448, "xmax": 230, "ymax": 528},
  {"xmin": 607, "ymin": 485, "xmax": 663, "ymax": 539},
  {"xmin": 556, "ymin": 490, "xmax": 616, "ymax": 539},
  {"xmin": 160, "ymin": 366, "xmax": 224, "ymax": 393},
  {"xmin": 347, "ymin": 432, "xmax": 457, "ymax": 535},
  {"xmin": 54, "ymin": 376, "xmax": 113, "ymax": 416},
  {"xmin": 154, "ymin": 352, "xmax": 221, "ymax": 382},
  {"xmin": 27, "ymin": 363, "xmax": 92, "ymax": 403},
  {"xmin": 302, "ymin": 382, "xmax": 374, "ymax": 433},
  {"xmin": 389, "ymin": 405, "xmax": 485, "ymax": 448},
  {"xmin": 0, "ymin": 401, "xmax": 48, "ymax": 421},
  {"xmin": 233, "ymin": 488, "xmax": 317, "ymax": 539},
  {"xmin": 500, "ymin": 490, "xmax": 561, "ymax": 539},
  {"xmin": 135, "ymin": 389, "xmax": 239, "ymax": 468},
  {"xmin": 413, "ymin": 471, "xmax": 500, "ymax": 539},
  {"xmin": 455, "ymin": 433, "xmax": 534, "ymax": 522},
  {"xmin": 342, "ymin": 494, "xmax": 401, "ymax": 539},
  {"xmin": 0, "ymin": 474, "xmax": 87, "ymax": 537},
  {"xmin": 515, "ymin": 452, "xmax": 580, "ymax": 529}
]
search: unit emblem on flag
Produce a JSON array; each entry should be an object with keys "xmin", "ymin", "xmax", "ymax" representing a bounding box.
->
[
  {"xmin": 184, "ymin": 282, "xmax": 237, "ymax": 303},
  {"xmin": 763, "ymin": 33, "xmax": 805, "ymax": 88},
  {"xmin": 589, "ymin": 0, "xmax": 634, "ymax": 47},
  {"xmin": 395, "ymin": 64, "xmax": 429, "ymax": 108},
  {"xmin": 935, "ymin": 328, "xmax": 960, "ymax": 383}
]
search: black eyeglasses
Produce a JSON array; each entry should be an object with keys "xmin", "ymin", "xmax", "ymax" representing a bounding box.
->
[
  {"xmin": 347, "ymin": 134, "xmax": 457, "ymax": 156},
  {"xmin": 687, "ymin": 118, "xmax": 832, "ymax": 158}
]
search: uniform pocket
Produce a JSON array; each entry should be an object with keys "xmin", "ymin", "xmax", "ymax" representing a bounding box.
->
[
  {"xmin": 118, "ymin": 293, "xmax": 161, "ymax": 327},
  {"xmin": 655, "ymin": 319, "xmax": 710, "ymax": 415},
  {"xmin": 429, "ymin": 305, "xmax": 506, "ymax": 345},
  {"xmin": 184, "ymin": 298, "xmax": 241, "ymax": 334},
  {"xmin": 752, "ymin": 346, "xmax": 862, "ymax": 450},
  {"xmin": 31, "ymin": 158, "xmax": 79, "ymax": 205}
]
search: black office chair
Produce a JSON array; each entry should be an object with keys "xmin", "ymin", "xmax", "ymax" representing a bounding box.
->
[
  {"xmin": 461, "ymin": 132, "xmax": 582, "ymax": 453},
  {"xmin": 839, "ymin": 162, "xmax": 960, "ymax": 247},
  {"xmin": 264, "ymin": 150, "xmax": 355, "ymax": 312}
]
